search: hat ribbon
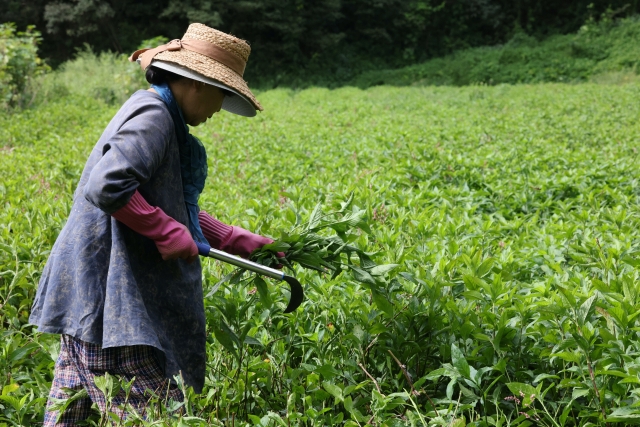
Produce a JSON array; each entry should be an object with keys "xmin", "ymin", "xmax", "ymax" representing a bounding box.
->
[{"xmin": 129, "ymin": 39, "xmax": 246, "ymax": 76}]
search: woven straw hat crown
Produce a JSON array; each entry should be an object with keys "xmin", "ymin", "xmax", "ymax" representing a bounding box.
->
[
  {"xmin": 183, "ymin": 23, "xmax": 251, "ymax": 62},
  {"xmin": 131, "ymin": 23, "xmax": 262, "ymax": 116}
]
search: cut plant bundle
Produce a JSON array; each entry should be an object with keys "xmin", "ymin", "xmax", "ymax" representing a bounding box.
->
[{"xmin": 237, "ymin": 193, "xmax": 399, "ymax": 311}]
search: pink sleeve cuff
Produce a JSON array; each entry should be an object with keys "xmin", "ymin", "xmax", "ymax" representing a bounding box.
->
[
  {"xmin": 110, "ymin": 190, "xmax": 198, "ymax": 261},
  {"xmin": 111, "ymin": 190, "xmax": 164, "ymax": 239},
  {"xmin": 198, "ymin": 210, "xmax": 233, "ymax": 249}
]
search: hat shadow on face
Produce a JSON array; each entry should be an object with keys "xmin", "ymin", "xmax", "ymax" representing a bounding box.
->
[{"xmin": 150, "ymin": 61, "xmax": 257, "ymax": 117}]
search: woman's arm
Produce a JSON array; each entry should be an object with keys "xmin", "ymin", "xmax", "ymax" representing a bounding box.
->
[
  {"xmin": 84, "ymin": 101, "xmax": 172, "ymax": 214},
  {"xmin": 112, "ymin": 190, "xmax": 197, "ymax": 261},
  {"xmin": 198, "ymin": 210, "xmax": 277, "ymax": 259}
]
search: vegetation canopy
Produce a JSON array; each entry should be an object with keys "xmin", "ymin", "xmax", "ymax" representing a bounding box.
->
[
  {"xmin": 2, "ymin": 63, "xmax": 640, "ymax": 424},
  {"xmin": 2, "ymin": 0, "xmax": 640, "ymax": 86},
  {"xmin": 2, "ymin": 6, "xmax": 640, "ymax": 427}
]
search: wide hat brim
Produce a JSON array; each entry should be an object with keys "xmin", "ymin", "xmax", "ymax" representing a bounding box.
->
[
  {"xmin": 150, "ymin": 60, "xmax": 258, "ymax": 117},
  {"xmin": 132, "ymin": 23, "xmax": 263, "ymax": 117}
]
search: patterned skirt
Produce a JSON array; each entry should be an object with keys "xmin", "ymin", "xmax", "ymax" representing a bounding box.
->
[{"xmin": 43, "ymin": 335, "xmax": 184, "ymax": 426}]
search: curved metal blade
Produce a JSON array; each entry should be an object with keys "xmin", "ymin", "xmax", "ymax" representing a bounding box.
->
[
  {"xmin": 196, "ymin": 241, "xmax": 304, "ymax": 313},
  {"xmin": 282, "ymin": 275, "xmax": 304, "ymax": 313}
]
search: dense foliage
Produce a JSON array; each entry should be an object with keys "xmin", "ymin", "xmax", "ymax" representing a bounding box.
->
[
  {"xmin": 1, "ymin": 0, "xmax": 640, "ymax": 85},
  {"xmin": 2, "ymin": 53, "xmax": 640, "ymax": 424},
  {"xmin": 0, "ymin": 23, "xmax": 49, "ymax": 110},
  {"xmin": 12, "ymin": 15, "xmax": 640, "ymax": 114},
  {"xmin": 354, "ymin": 16, "xmax": 640, "ymax": 88}
]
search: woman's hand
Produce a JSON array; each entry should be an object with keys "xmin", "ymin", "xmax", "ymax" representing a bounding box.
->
[
  {"xmin": 220, "ymin": 226, "xmax": 275, "ymax": 259},
  {"xmin": 153, "ymin": 221, "xmax": 199, "ymax": 262},
  {"xmin": 198, "ymin": 210, "xmax": 283, "ymax": 260}
]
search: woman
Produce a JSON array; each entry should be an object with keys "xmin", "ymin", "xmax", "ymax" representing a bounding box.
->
[{"xmin": 30, "ymin": 23, "xmax": 275, "ymax": 425}]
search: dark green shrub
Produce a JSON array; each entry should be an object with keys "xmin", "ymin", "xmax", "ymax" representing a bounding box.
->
[{"xmin": 352, "ymin": 16, "xmax": 640, "ymax": 88}]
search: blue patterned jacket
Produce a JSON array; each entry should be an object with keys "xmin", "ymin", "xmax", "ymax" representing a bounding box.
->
[{"xmin": 30, "ymin": 90, "xmax": 207, "ymax": 393}]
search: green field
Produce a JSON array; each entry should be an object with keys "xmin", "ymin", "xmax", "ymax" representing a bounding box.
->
[{"xmin": 2, "ymin": 82, "xmax": 640, "ymax": 426}]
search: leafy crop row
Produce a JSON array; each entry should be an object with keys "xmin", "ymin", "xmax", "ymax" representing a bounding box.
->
[{"xmin": 1, "ymin": 81, "xmax": 640, "ymax": 425}]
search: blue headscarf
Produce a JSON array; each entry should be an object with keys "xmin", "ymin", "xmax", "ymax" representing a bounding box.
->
[{"xmin": 151, "ymin": 82, "xmax": 207, "ymax": 243}]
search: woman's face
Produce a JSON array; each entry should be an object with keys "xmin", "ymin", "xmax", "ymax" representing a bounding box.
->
[{"xmin": 176, "ymin": 80, "xmax": 226, "ymax": 126}]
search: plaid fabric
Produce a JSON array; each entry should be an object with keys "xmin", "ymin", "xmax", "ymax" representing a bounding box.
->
[{"xmin": 43, "ymin": 335, "xmax": 184, "ymax": 426}]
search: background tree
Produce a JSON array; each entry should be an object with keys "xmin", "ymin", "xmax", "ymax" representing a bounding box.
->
[{"xmin": 0, "ymin": 0, "xmax": 638, "ymax": 85}]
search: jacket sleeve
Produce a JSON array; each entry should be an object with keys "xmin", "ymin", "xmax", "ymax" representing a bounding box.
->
[{"xmin": 83, "ymin": 102, "xmax": 174, "ymax": 214}]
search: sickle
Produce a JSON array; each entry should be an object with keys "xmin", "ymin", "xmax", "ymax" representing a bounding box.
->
[{"xmin": 195, "ymin": 241, "xmax": 304, "ymax": 313}]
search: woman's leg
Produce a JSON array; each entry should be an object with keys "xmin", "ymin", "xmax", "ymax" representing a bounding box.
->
[
  {"xmin": 42, "ymin": 336, "xmax": 94, "ymax": 426},
  {"xmin": 93, "ymin": 343, "xmax": 185, "ymax": 418},
  {"xmin": 44, "ymin": 335, "xmax": 184, "ymax": 424}
]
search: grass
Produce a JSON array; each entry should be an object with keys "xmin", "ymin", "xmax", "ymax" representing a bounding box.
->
[{"xmin": 2, "ymin": 68, "xmax": 640, "ymax": 425}]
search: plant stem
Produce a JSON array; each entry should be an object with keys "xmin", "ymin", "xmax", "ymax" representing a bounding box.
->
[
  {"xmin": 586, "ymin": 356, "xmax": 608, "ymax": 426},
  {"xmin": 357, "ymin": 362, "xmax": 381, "ymax": 394},
  {"xmin": 388, "ymin": 350, "xmax": 439, "ymax": 418}
]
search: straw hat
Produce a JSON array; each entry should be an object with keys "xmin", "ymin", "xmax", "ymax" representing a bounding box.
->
[{"xmin": 129, "ymin": 23, "xmax": 262, "ymax": 117}]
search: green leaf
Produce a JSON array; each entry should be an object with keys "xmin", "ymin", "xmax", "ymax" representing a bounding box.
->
[
  {"xmin": 533, "ymin": 373, "xmax": 559, "ymax": 384},
  {"xmin": 369, "ymin": 264, "xmax": 399, "ymax": 276},
  {"xmin": 322, "ymin": 381, "xmax": 343, "ymax": 402},
  {"xmin": 556, "ymin": 286, "xmax": 576, "ymax": 306},
  {"xmin": 462, "ymin": 275, "xmax": 487, "ymax": 291},
  {"xmin": 572, "ymin": 388, "xmax": 590, "ymax": 399},
  {"xmin": 506, "ymin": 382, "xmax": 538, "ymax": 406},
  {"xmin": 247, "ymin": 414, "xmax": 262, "ymax": 423},
  {"xmin": 243, "ymin": 336, "xmax": 263, "ymax": 346},
  {"xmin": 8, "ymin": 343, "xmax": 39, "ymax": 364},
  {"xmin": 93, "ymin": 372, "xmax": 120, "ymax": 401},
  {"xmin": 315, "ymin": 364, "xmax": 341, "ymax": 380},
  {"xmin": 326, "ymin": 209, "xmax": 366, "ymax": 233},
  {"xmin": 425, "ymin": 368, "xmax": 447, "ymax": 380},
  {"xmin": 307, "ymin": 202, "xmax": 323, "ymax": 230},
  {"xmin": 289, "ymin": 252, "xmax": 327, "ymax": 272},
  {"xmin": 205, "ymin": 270, "xmax": 239, "ymax": 298},
  {"xmin": 451, "ymin": 343, "xmax": 471, "ymax": 379},
  {"xmin": 446, "ymin": 377, "xmax": 457, "ymax": 400},
  {"xmin": 358, "ymin": 252, "xmax": 377, "ymax": 269},
  {"xmin": 476, "ymin": 258, "xmax": 494, "ymax": 277},
  {"xmin": 622, "ymin": 256, "xmax": 640, "ymax": 268},
  {"xmin": 213, "ymin": 319, "xmax": 240, "ymax": 361},
  {"xmin": 261, "ymin": 241, "xmax": 291, "ymax": 252},
  {"xmin": 551, "ymin": 351, "xmax": 582, "ymax": 364},
  {"xmin": 560, "ymin": 402, "xmax": 573, "ymax": 426},
  {"xmin": 577, "ymin": 294, "xmax": 597, "ymax": 326},
  {"xmin": 368, "ymin": 323, "xmax": 388, "ymax": 334},
  {"xmin": 608, "ymin": 407, "xmax": 640, "ymax": 423},
  {"xmin": 350, "ymin": 266, "xmax": 377, "ymax": 286},
  {"xmin": 570, "ymin": 332, "xmax": 591, "ymax": 352},
  {"xmin": 371, "ymin": 289, "xmax": 394, "ymax": 316},
  {"xmin": 343, "ymin": 395, "xmax": 368, "ymax": 422},
  {"xmin": 0, "ymin": 395, "xmax": 21, "ymax": 412},
  {"xmin": 253, "ymin": 276, "xmax": 273, "ymax": 308},
  {"xmin": 462, "ymin": 290, "xmax": 485, "ymax": 301},
  {"xmin": 338, "ymin": 192, "xmax": 355, "ymax": 213},
  {"xmin": 49, "ymin": 388, "xmax": 89, "ymax": 423},
  {"xmin": 1, "ymin": 383, "xmax": 19, "ymax": 395}
]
